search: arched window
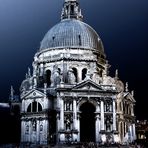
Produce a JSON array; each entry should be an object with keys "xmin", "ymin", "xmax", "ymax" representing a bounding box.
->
[
  {"xmin": 78, "ymin": 35, "xmax": 81, "ymax": 46},
  {"xmin": 120, "ymin": 122, "xmax": 123, "ymax": 138},
  {"xmin": 27, "ymin": 101, "xmax": 42, "ymax": 113},
  {"xmin": 32, "ymin": 101, "xmax": 37, "ymax": 112},
  {"xmin": 123, "ymin": 102, "xmax": 125, "ymax": 113},
  {"xmin": 100, "ymin": 69, "xmax": 103, "ymax": 77},
  {"xmin": 120, "ymin": 102, "xmax": 122, "ymax": 111},
  {"xmin": 46, "ymin": 70, "xmax": 51, "ymax": 86},
  {"xmin": 72, "ymin": 68, "xmax": 78, "ymax": 82},
  {"xmin": 58, "ymin": 68, "xmax": 61, "ymax": 73},
  {"xmin": 27, "ymin": 104, "xmax": 31, "ymax": 112},
  {"xmin": 70, "ymin": 5, "xmax": 74, "ymax": 14},
  {"xmin": 82, "ymin": 68, "xmax": 87, "ymax": 80},
  {"xmin": 38, "ymin": 103, "xmax": 42, "ymax": 112}
]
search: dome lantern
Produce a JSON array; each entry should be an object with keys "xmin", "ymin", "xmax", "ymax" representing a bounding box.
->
[{"xmin": 61, "ymin": 0, "xmax": 83, "ymax": 21}]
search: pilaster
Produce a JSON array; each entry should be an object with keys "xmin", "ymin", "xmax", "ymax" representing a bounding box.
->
[
  {"xmin": 113, "ymin": 99, "xmax": 116, "ymax": 131},
  {"xmin": 100, "ymin": 100, "xmax": 104, "ymax": 130},
  {"xmin": 37, "ymin": 120, "xmax": 40, "ymax": 143},
  {"xmin": 39, "ymin": 63, "xmax": 44, "ymax": 76},
  {"xmin": 60, "ymin": 98, "xmax": 64, "ymax": 130},
  {"xmin": 95, "ymin": 114, "xmax": 100, "ymax": 142},
  {"xmin": 73, "ymin": 99, "xmax": 77, "ymax": 130},
  {"xmin": 77, "ymin": 113, "xmax": 80, "ymax": 142},
  {"xmin": 132, "ymin": 123, "xmax": 136, "ymax": 140}
]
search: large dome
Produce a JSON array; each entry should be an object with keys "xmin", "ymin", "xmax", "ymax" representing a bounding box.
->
[{"xmin": 40, "ymin": 19, "xmax": 104, "ymax": 54}]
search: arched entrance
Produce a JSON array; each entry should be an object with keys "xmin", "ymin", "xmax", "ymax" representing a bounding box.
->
[{"xmin": 80, "ymin": 102, "xmax": 96, "ymax": 142}]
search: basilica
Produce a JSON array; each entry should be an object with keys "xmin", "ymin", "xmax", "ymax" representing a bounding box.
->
[{"xmin": 20, "ymin": 0, "xmax": 136, "ymax": 146}]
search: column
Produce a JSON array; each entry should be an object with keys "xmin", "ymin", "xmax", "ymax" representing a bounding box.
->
[
  {"xmin": 95, "ymin": 105, "xmax": 101, "ymax": 142},
  {"xmin": 39, "ymin": 63, "xmax": 44, "ymax": 76},
  {"xmin": 43, "ymin": 119, "xmax": 48, "ymax": 145},
  {"xmin": 100, "ymin": 100, "xmax": 104, "ymax": 130},
  {"xmin": 33, "ymin": 63, "xmax": 37, "ymax": 88},
  {"xmin": 56, "ymin": 113, "xmax": 60, "ymax": 143},
  {"xmin": 60, "ymin": 98, "xmax": 65, "ymax": 142},
  {"xmin": 31, "ymin": 103, "xmax": 33, "ymax": 112},
  {"xmin": 95, "ymin": 114, "xmax": 100, "ymax": 142},
  {"xmin": 77, "ymin": 113, "xmax": 80, "ymax": 142},
  {"xmin": 119, "ymin": 122, "xmax": 122, "ymax": 142},
  {"xmin": 22, "ymin": 100, "xmax": 24, "ymax": 112},
  {"xmin": 37, "ymin": 120, "xmax": 40, "ymax": 144},
  {"xmin": 132, "ymin": 105, "xmax": 134, "ymax": 116},
  {"xmin": 57, "ymin": 94, "xmax": 60, "ymax": 137},
  {"xmin": 78, "ymin": 69, "xmax": 82, "ymax": 82},
  {"xmin": 98, "ymin": 119, "xmax": 101, "ymax": 141},
  {"xmin": 129, "ymin": 125, "xmax": 132, "ymax": 142},
  {"xmin": 21, "ymin": 120, "xmax": 24, "ymax": 142},
  {"xmin": 121, "ymin": 122, "xmax": 124, "ymax": 143},
  {"xmin": 44, "ymin": 96, "xmax": 48, "ymax": 109},
  {"xmin": 132, "ymin": 124, "xmax": 136, "ymax": 140},
  {"xmin": 57, "ymin": 93, "xmax": 60, "ymax": 110},
  {"xmin": 56, "ymin": 95, "xmax": 63, "ymax": 143},
  {"xmin": 73, "ymin": 99, "xmax": 77, "ymax": 130},
  {"xmin": 60, "ymin": 98, "xmax": 64, "ymax": 130},
  {"xmin": 37, "ymin": 102, "xmax": 39, "ymax": 112},
  {"xmin": 47, "ymin": 120, "xmax": 49, "ymax": 145},
  {"xmin": 113, "ymin": 99, "xmax": 116, "ymax": 131},
  {"xmin": 29, "ymin": 120, "xmax": 31, "ymax": 142}
]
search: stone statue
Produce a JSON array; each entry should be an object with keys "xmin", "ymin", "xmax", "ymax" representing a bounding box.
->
[
  {"xmin": 92, "ymin": 71, "xmax": 102, "ymax": 84},
  {"xmin": 52, "ymin": 66, "xmax": 61, "ymax": 86},
  {"xmin": 68, "ymin": 69, "xmax": 76, "ymax": 84}
]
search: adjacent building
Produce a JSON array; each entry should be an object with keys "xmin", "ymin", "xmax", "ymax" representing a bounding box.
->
[{"xmin": 136, "ymin": 120, "xmax": 148, "ymax": 145}]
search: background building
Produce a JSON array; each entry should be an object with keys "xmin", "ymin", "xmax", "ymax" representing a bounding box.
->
[
  {"xmin": 0, "ymin": 91, "xmax": 20, "ymax": 145},
  {"xmin": 136, "ymin": 120, "xmax": 148, "ymax": 146}
]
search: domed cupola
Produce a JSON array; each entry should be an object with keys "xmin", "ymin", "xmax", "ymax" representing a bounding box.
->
[
  {"xmin": 29, "ymin": 0, "xmax": 108, "ymax": 89},
  {"xmin": 40, "ymin": 20, "xmax": 104, "ymax": 54},
  {"xmin": 39, "ymin": 0, "xmax": 106, "ymax": 65}
]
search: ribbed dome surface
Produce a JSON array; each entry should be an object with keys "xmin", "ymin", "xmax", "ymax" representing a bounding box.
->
[{"xmin": 40, "ymin": 19, "xmax": 104, "ymax": 53}]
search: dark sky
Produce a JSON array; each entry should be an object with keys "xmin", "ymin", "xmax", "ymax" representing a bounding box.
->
[{"xmin": 0, "ymin": 0, "xmax": 148, "ymax": 120}]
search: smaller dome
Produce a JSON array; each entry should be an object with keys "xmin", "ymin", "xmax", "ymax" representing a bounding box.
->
[
  {"xmin": 20, "ymin": 78, "xmax": 33, "ymax": 92},
  {"xmin": 40, "ymin": 19, "xmax": 104, "ymax": 54}
]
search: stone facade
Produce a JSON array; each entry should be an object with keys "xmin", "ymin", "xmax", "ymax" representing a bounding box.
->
[{"xmin": 20, "ymin": 0, "xmax": 136, "ymax": 146}]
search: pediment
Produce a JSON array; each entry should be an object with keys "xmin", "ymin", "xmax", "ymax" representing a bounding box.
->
[
  {"xmin": 124, "ymin": 92, "xmax": 136, "ymax": 103},
  {"xmin": 22, "ymin": 89, "xmax": 45, "ymax": 99},
  {"xmin": 72, "ymin": 79, "xmax": 103, "ymax": 91}
]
